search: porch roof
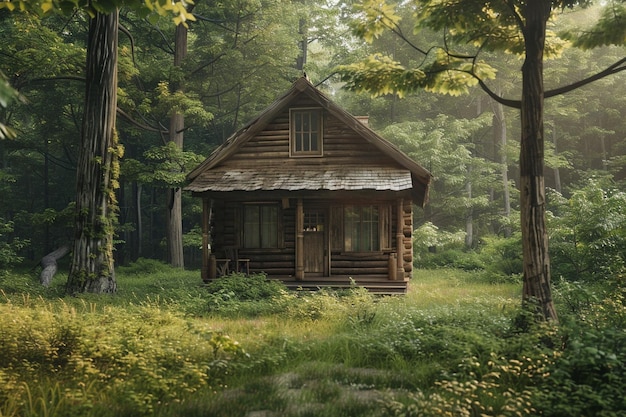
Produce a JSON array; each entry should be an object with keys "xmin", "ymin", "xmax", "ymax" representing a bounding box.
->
[{"xmin": 185, "ymin": 166, "xmax": 413, "ymax": 193}]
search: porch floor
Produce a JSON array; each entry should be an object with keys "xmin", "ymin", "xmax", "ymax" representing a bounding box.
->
[
  {"xmin": 205, "ymin": 274, "xmax": 409, "ymax": 295},
  {"xmin": 281, "ymin": 276, "xmax": 408, "ymax": 294}
]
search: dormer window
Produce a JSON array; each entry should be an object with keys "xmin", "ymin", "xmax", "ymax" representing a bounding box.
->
[{"xmin": 290, "ymin": 108, "xmax": 323, "ymax": 157}]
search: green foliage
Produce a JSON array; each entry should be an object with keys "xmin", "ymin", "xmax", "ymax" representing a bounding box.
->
[
  {"xmin": 532, "ymin": 294, "xmax": 626, "ymax": 416},
  {"xmin": 206, "ymin": 273, "xmax": 288, "ymax": 302},
  {"xmin": 0, "ymin": 71, "xmax": 20, "ymax": 139},
  {"xmin": 0, "ymin": 0, "xmax": 196, "ymax": 27},
  {"xmin": 1, "ymin": 268, "xmax": 625, "ymax": 417},
  {"xmin": 548, "ymin": 180, "xmax": 626, "ymax": 282},
  {"xmin": 414, "ymin": 224, "xmax": 522, "ymax": 282},
  {"xmin": 561, "ymin": 2, "xmax": 626, "ymax": 49},
  {"xmin": 0, "ymin": 286, "xmax": 246, "ymax": 416},
  {"xmin": 0, "ymin": 219, "xmax": 28, "ymax": 271},
  {"xmin": 477, "ymin": 234, "xmax": 524, "ymax": 283}
]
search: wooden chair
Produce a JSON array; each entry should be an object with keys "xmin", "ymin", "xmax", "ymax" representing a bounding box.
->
[
  {"xmin": 214, "ymin": 255, "xmax": 231, "ymax": 276},
  {"xmin": 224, "ymin": 246, "xmax": 250, "ymax": 275}
]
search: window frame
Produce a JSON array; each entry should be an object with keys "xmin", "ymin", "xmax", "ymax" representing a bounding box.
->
[
  {"xmin": 289, "ymin": 108, "xmax": 323, "ymax": 157},
  {"xmin": 242, "ymin": 203, "xmax": 281, "ymax": 249},
  {"xmin": 343, "ymin": 205, "xmax": 381, "ymax": 253}
]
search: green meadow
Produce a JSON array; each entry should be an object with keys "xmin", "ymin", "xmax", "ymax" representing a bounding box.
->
[{"xmin": 1, "ymin": 261, "xmax": 624, "ymax": 417}]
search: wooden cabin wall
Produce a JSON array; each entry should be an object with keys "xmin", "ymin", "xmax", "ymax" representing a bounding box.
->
[
  {"xmin": 209, "ymin": 197, "xmax": 414, "ymax": 280},
  {"xmin": 222, "ymin": 103, "xmax": 400, "ymax": 170},
  {"xmin": 402, "ymin": 200, "xmax": 413, "ymax": 279},
  {"xmin": 211, "ymin": 200, "xmax": 297, "ymax": 278},
  {"xmin": 243, "ymin": 205, "xmax": 296, "ymax": 278}
]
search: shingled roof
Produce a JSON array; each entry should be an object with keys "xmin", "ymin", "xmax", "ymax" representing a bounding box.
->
[{"xmin": 185, "ymin": 77, "xmax": 431, "ymax": 206}]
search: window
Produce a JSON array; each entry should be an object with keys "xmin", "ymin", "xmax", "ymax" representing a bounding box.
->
[
  {"xmin": 290, "ymin": 108, "xmax": 322, "ymax": 156},
  {"xmin": 344, "ymin": 205, "xmax": 379, "ymax": 252},
  {"xmin": 243, "ymin": 204, "xmax": 279, "ymax": 248}
]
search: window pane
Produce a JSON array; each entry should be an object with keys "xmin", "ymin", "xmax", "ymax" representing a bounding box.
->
[
  {"xmin": 261, "ymin": 205, "xmax": 278, "ymax": 248},
  {"xmin": 344, "ymin": 206, "xmax": 357, "ymax": 251},
  {"xmin": 244, "ymin": 206, "xmax": 260, "ymax": 248},
  {"xmin": 310, "ymin": 133, "xmax": 318, "ymax": 151},
  {"xmin": 343, "ymin": 205, "xmax": 379, "ymax": 252},
  {"xmin": 243, "ymin": 205, "xmax": 279, "ymax": 249},
  {"xmin": 292, "ymin": 110, "xmax": 321, "ymax": 155}
]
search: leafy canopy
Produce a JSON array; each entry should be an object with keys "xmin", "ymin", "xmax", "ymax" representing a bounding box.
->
[
  {"xmin": 338, "ymin": 0, "xmax": 624, "ymax": 98},
  {"xmin": 0, "ymin": 0, "xmax": 196, "ymax": 26}
]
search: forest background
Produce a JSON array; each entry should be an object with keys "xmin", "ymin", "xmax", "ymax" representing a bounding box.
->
[{"xmin": 1, "ymin": 1, "xmax": 626, "ymax": 287}]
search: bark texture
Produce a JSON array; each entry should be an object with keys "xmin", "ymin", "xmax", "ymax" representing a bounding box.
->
[
  {"xmin": 66, "ymin": 9, "xmax": 119, "ymax": 294},
  {"xmin": 166, "ymin": 22, "xmax": 187, "ymax": 268},
  {"xmin": 519, "ymin": 1, "xmax": 558, "ymax": 321},
  {"xmin": 40, "ymin": 245, "xmax": 70, "ymax": 287}
]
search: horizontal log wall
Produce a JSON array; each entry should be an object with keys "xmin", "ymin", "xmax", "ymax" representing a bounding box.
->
[
  {"xmin": 210, "ymin": 197, "xmax": 412, "ymax": 280},
  {"xmin": 403, "ymin": 201, "xmax": 413, "ymax": 278},
  {"xmin": 223, "ymin": 100, "xmax": 399, "ymax": 170},
  {"xmin": 206, "ymin": 94, "xmax": 416, "ymax": 282}
]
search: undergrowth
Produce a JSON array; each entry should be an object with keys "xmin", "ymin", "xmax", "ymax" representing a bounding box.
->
[{"xmin": 0, "ymin": 261, "xmax": 625, "ymax": 416}]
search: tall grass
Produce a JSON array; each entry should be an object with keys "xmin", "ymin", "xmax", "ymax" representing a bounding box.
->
[{"xmin": 1, "ymin": 262, "xmax": 624, "ymax": 417}]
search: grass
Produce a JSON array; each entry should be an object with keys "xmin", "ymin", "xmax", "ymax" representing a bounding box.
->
[{"xmin": 4, "ymin": 262, "xmax": 621, "ymax": 417}]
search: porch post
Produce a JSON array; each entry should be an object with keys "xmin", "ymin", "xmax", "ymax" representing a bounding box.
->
[
  {"xmin": 296, "ymin": 198, "xmax": 304, "ymax": 280},
  {"xmin": 202, "ymin": 198, "xmax": 210, "ymax": 282},
  {"xmin": 396, "ymin": 198, "xmax": 405, "ymax": 280}
]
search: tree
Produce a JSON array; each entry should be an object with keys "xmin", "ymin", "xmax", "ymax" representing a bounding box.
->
[
  {"xmin": 339, "ymin": 0, "xmax": 626, "ymax": 321},
  {"xmin": 0, "ymin": 0, "xmax": 194, "ymax": 293}
]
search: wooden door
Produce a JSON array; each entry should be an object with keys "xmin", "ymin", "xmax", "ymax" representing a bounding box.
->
[{"xmin": 303, "ymin": 209, "xmax": 326, "ymax": 276}]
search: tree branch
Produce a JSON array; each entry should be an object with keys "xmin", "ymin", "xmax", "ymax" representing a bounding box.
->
[
  {"xmin": 545, "ymin": 57, "xmax": 626, "ymax": 98},
  {"xmin": 116, "ymin": 107, "xmax": 168, "ymax": 134},
  {"xmin": 477, "ymin": 78, "xmax": 521, "ymax": 108},
  {"xmin": 118, "ymin": 23, "xmax": 137, "ymax": 67}
]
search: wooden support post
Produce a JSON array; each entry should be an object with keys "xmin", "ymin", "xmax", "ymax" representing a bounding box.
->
[
  {"xmin": 396, "ymin": 198, "xmax": 405, "ymax": 280},
  {"xmin": 202, "ymin": 198, "xmax": 210, "ymax": 282},
  {"xmin": 296, "ymin": 198, "xmax": 304, "ymax": 280}
]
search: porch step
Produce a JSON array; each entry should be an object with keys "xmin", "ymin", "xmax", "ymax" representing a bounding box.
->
[{"xmin": 281, "ymin": 279, "xmax": 408, "ymax": 295}]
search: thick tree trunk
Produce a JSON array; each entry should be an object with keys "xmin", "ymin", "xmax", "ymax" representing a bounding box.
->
[
  {"xmin": 519, "ymin": 2, "xmax": 557, "ymax": 321},
  {"xmin": 66, "ymin": 9, "xmax": 119, "ymax": 294},
  {"xmin": 166, "ymin": 22, "xmax": 187, "ymax": 268}
]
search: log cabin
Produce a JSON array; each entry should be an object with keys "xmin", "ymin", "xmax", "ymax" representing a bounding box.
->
[{"xmin": 185, "ymin": 77, "xmax": 431, "ymax": 293}]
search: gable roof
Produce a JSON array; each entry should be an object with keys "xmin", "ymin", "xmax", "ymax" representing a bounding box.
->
[{"xmin": 185, "ymin": 77, "xmax": 431, "ymax": 206}]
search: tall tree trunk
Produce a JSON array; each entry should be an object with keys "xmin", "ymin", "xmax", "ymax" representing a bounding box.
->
[
  {"xmin": 296, "ymin": 17, "xmax": 308, "ymax": 71},
  {"xmin": 135, "ymin": 181, "xmax": 143, "ymax": 258},
  {"xmin": 66, "ymin": 9, "xmax": 119, "ymax": 294},
  {"xmin": 166, "ymin": 22, "xmax": 187, "ymax": 268},
  {"xmin": 551, "ymin": 125, "xmax": 562, "ymax": 194},
  {"xmin": 465, "ymin": 166, "xmax": 473, "ymax": 248},
  {"xmin": 519, "ymin": 2, "xmax": 557, "ymax": 321},
  {"xmin": 493, "ymin": 98, "xmax": 511, "ymax": 237}
]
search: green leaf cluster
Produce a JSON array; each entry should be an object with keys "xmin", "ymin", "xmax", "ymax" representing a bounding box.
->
[
  {"xmin": 0, "ymin": 0, "xmax": 196, "ymax": 26},
  {"xmin": 548, "ymin": 178, "xmax": 626, "ymax": 282}
]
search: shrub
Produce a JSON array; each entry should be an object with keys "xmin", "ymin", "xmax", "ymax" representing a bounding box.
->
[
  {"xmin": 548, "ymin": 181, "xmax": 626, "ymax": 283},
  {"xmin": 417, "ymin": 248, "xmax": 486, "ymax": 271},
  {"xmin": 533, "ymin": 322, "xmax": 626, "ymax": 416},
  {"xmin": 472, "ymin": 234, "xmax": 523, "ymax": 284},
  {"xmin": 116, "ymin": 257, "xmax": 171, "ymax": 275},
  {"xmin": 205, "ymin": 273, "xmax": 288, "ymax": 302},
  {"xmin": 0, "ymin": 300, "xmax": 247, "ymax": 417},
  {"xmin": 204, "ymin": 273, "xmax": 294, "ymax": 316},
  {"xmin": 0, "ymin": 218, "xmax": 28, "ymax": 271}
]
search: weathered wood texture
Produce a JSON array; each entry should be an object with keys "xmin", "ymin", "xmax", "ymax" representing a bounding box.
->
[
  {"xmin": 204, "ymin": 197, "xmax": 413, "ymax": 283},
  {"xmin": 192, "ymin": 79, "xmax": 425, "ymax": 292},
  {"xmin": 225, "ymin": 109, "xmax": 401, "ymax": 170}
]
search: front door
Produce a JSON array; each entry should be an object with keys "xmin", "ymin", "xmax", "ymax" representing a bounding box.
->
[{"xmin": 303, "ymin": 208, "xmax": 326, "ymax": 276}]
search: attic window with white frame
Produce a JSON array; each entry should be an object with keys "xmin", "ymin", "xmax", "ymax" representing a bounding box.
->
[{"xmin": 290, "ymin": 108, "xmax": 323, "ymax": 156}]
